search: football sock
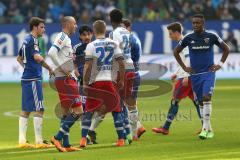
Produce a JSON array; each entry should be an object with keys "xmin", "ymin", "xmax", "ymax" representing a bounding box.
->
[
  {"xmin": 193, "ymin": 100, "xmax": 202, "ymax": 120},
  {"xmin": 122, "ymin": 105, "xmax": 131, "ymax": 136},
  {"xmin": 81, "ymin": 112, "xmax": 92, "ymax": 138},
  {"xmin": 55, "ymin": 112, "xmax": 80, "ymax": 140},
  {"xmin": 61, "ymin": 115, "xmax": 70, "ymax": 147},
  {"xmin": 112, "ymin": 111, "xmax": 125, "ymax": 139},
  {"xmin": 129, "ymin": 109, "xmax": 138, "ymax": 136},
  {"xmin": 33, "ymin": 116, "xmax": 43, "ymax": 144},
  {"xmin": 163, "ymin": 100, "xmax": 179, "ymax": 130},
  {"xmin": 203, "ymin": 101, "xmax": 212, "ymax": 131},
  {"xmin": 19, "ymin": 116, "xmax": 28, "ymax": 144},
  {"xmin": 89, "ymin": 111, "xmax": 104, "ymax": 131}
]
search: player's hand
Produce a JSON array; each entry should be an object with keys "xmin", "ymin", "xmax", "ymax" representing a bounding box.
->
[
  {"xmin": 182, "ymin": 77, "xmax": 188, "ymax": 87},
  {"xmin": 209, "ymin": 64, "xmax": 221, "ymax": 72},
  {"xmin": 117, "ymin": 79, "xmax": 124, "ymax": 90},
  {"xmin": 171, "ymin": 74, "xmax": 177, "ymax": 81},
  {"xmin": 74, "ymin": 69, "xmax": 80, "ymax": 78},
  {"xmin": 183, "ymin": 67, "xmax": 195, "ymax": 74},
  {"xmin": 49, "ymin": 68, "xmax": 55, "ymax": 77}
]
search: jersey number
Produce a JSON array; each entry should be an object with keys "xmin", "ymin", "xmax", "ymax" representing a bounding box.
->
[
  {"xmin": 122, "ymin": 35, "xmax": 130, "ymax": 55},
  {"xmin": 96, "ymin": 47, "xmax": 114, "ymax": 65},
  {"xmin": 22, "ymin": 44, "xmax": 27, "ymax": 64}
]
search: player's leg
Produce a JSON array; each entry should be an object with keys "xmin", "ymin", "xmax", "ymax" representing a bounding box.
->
[
  {"xmin": 121, "ymin": 102, "xmax": 132, "ymax": 143},
  {"xmin": 80, "ymin": 111, "xmax": 93, "ymax": 147},
  {"xmin": 19, "ymin": 81, "xmax": 34, "ymax": 148},
  {"xmin": 152, "ymin": 79, "xmax": 186, "ymax": 134},
  {"xmin": 202, "ymin": 73, "xmax": 216, "ymax": 139},
  {"xmin": 124, "ymin": 72, "xmax": 143, "ymax": 140},
  {"xmin": 88, "ymin": 111, "xmax": 105, "ymax": 144},
  {"xmin": 52, "ymin": 77, "xmax": 82, "ymax": 152},
  {"xmin": 112, "ymin": 111, "xmax": 125, "ymax": 146}
]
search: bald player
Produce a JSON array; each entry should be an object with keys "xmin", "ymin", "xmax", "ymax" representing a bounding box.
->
[{"xmin": 49, "ymin": 16, "xmax": 83, "ymax": 152}]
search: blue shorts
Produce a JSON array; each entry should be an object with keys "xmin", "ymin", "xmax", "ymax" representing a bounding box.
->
[
  {"xmin": 190, "ymin": 72, "xmax": 216, "ymax": 102},
  {"xmin": 21, "ymin": 80, "xmax": 44, "ymax": 112}
]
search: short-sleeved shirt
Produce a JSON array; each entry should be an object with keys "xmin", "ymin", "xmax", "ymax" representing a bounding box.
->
[
  {"xmin": 51, "ymin": 32, "xmax": 74, "ymax": 77},
  {"xmin": 18, "ymin": 34, "xmax": 42, "ymax": 80},
  {"xmin": 73, "ymin": 42, "xmax": 87, "ymax": 78},
  {"xmin": 85, "ymin": 38, "xmax": 123, "ymax": 84},
  {"xmin": 109, "ymin": 26, "xmax": 134, "ymax": 70},
  {"xmin": 178, "ymin": 30, "xmax": 223, "ymax": 73}
]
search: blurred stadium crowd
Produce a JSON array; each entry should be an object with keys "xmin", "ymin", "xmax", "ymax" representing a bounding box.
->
[{"xmin": 0, "ymin": 0, "xmax": 240, "ymax": 24}]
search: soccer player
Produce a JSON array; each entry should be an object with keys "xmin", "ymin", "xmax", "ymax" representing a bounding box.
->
[
  {"xmin": 152, "ymin": 22, "xmax": 202, "ymax": 135},
  {"xmin": 173, "ymin": 14, "xmax": 229, "ymax": 139},
  {"xmin": 17, "ymin": 17, "xmax": 54, "ymax": 148},
  {"xmin": 80, "ymin": 20, "xmax": 126, "ymax": 147},
  {"xmin": 48, "ymin": 16, "xmax": 83, "ymax": 152},
  {"xmin": 122, "ymin": 19, "xmax": 146, "ymax": 140},
  {"xmin": 73, "ymin": 25, "xmax": 104, "ymax": 144},
  {"xmin": 109, "ymin": 9, "xmax": 141, "ymax": 143}
]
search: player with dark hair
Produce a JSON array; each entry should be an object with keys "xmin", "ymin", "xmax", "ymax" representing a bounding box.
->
[
  {"xmin": 174, "ymin": 14, "xmax": 229, "ymax": 139},
  {"xmin": 17, "ymin": 17, "xmax": 54, "ymax": 148},
  {"xmin": 152, "ymin": 22, "xmax": 202, "ymax": 135},
  {"xmin": 122, "ymin": 18, "xmax": 146, "ymax": 140}
]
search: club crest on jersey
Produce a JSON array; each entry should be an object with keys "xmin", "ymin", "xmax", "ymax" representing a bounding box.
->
[
  {"xmin": 58, "ymin": 39, "xmax": 62, "ymax": 45},
  {"xmin": 204, "ymin": 38, "xmax": 210, "ymax": 43}
]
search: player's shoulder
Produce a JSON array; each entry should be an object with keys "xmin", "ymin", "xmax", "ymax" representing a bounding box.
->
[
  {"xmin": 73, "ymin": 42, "xmax": 83, "ymax": 50},
  {"xmin": 24, "ymin": 34, "xmax": 38, "ymax": 45},
  {"xmin": 205, "ymin": 30, "xmax": 220, "ymax": 38},
  {"xmin": 183, "ymin": 31, "xmax": 194, "ymax": 39},
  {"xmin": 55, "ymin": 32, "xmax": 69, "ymax": 41}
]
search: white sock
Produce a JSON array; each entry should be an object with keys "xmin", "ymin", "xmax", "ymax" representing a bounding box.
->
[
  {"xmin": 19, "ymin": 116, "xmax": 28, "ymax": 144},
  {"xmin": 129, "ymin": 109, "xmax": 138, "ymax": 136},
  {"xmin": 203, "ymin": 101, "xmax": 212, "ymax": 131},
  {"xmin": 33, "ymin": 116, "xmax": 43, "ymax": 144},
  {"xmin": 89, "ymin": 112, "xmax": 104, "ymax": 131},
  {"xmin": 199, "ymin": 105, "xmax": 203, "ymax": 122},
  {"xmin": 137, "ymin": 120, "xmax": 142, "ymax": 130}
]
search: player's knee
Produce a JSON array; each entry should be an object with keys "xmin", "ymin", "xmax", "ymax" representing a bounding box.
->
[
  {"xmin": 34, "ymin": 111, "xmax": 44, "ymax": 117},
  {"xmin": 20, "ymin": 111, "xmax": 30, "ymax": 117},
  {"xmin": 203, "ymin": 95, "xmax": 211, "ymax": 101},
  {"xmin": 171, "ymin": 99, "xmax": 179, "ymax": 106}
]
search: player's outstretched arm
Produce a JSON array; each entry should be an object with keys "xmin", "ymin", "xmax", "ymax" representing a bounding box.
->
[
  {"xmin": 83, "ymin": 60, "xmax": 93, "ymax": 86},
  {"xmin": 17, "ymin": 55, "xmax": 24, "ymax": 68},
  {"xmin": 210, "ymin": 42, "xmax": 230, "ymax": 72},
  {"xmin": 174, "ymin": 45, "xmax": 194, "ymax": 74},
  {"xmin": 33, "ymin": 54, "xmax": 54, "ymax": 76},
  {"xmin": 116, "ymin": 57, "xmax": 125, "ymax": 89}
]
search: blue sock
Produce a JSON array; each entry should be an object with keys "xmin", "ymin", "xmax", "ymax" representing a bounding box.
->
[
  {"xmin": 81, "ymin": 112, "xmax": 92, "ymax": 138},
  {"xmin": 112, "ymin": 111, "xmax": 125, "ymax": 139},
  {"xmin": 55, "ymin": 112, "xmax": 80, "ymax": 140},
  {"xmin": 122, "ymin": 105, "xmax": 131, "ymax": 136},
  {"xmin": 163, "ymin": 100, "xmax": 179, "ymax": 130},
  {"xmin": 60, "ymin": 116, "xmax": 70, "ymax": 147},
  {"xmin": 193, "ymin": 100, "xmax": 201, "ymax": 120}
]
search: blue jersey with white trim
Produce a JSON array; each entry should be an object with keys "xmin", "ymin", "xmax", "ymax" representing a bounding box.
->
[
  {"xmin": 73, "ymin": 42, "xmax": 87, "ymax": 78},
  {"xmin": 18, "ymin": 34, "xmax": 42, "ymax": 80},
  {"xmin": 130, "ymin": 33, "xmax": 142, "ymax": 71},
  {"xmin": 178, "ymin": 30, "xmax": 223, "ymax": 73}
]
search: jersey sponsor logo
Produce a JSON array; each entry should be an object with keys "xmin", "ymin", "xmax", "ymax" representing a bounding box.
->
[
  {"xmin": 192, "ymin": 46, "xmax": 210, "ymax": 49},
  {"xmin": 204, "ymin": 38, "xmax": 210, "ymax": 44}
]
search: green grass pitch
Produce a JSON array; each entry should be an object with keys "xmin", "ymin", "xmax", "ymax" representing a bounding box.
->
[{"xmin": 0, "ymin": 80, "xmax": 239, "ymax": 160}]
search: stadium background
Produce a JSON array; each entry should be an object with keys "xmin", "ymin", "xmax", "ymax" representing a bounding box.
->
[{"xmin": 0, "ymin": 0, "xmax": 240, "ymax": 160}]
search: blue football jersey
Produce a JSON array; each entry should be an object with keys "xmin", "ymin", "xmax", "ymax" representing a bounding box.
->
[
  {"xmin": 73, "ymin": 42, "xmax": 87, "ymax": 78},
  {"xmin": 130, "ymin": 33, "xmax": 142, "ymax": 71},
  {"xmin": 18, "ymin": 34, "xmax": 42, "ymax": 80},
  {"xmin": 178, "ymin": 30, "xmax": 223, "ymax": 73}
]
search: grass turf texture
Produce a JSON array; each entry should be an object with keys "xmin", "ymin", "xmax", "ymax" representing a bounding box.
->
[{"xmin": 0, "ymin": 80, "xmax": 239, "ymax": 160}]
